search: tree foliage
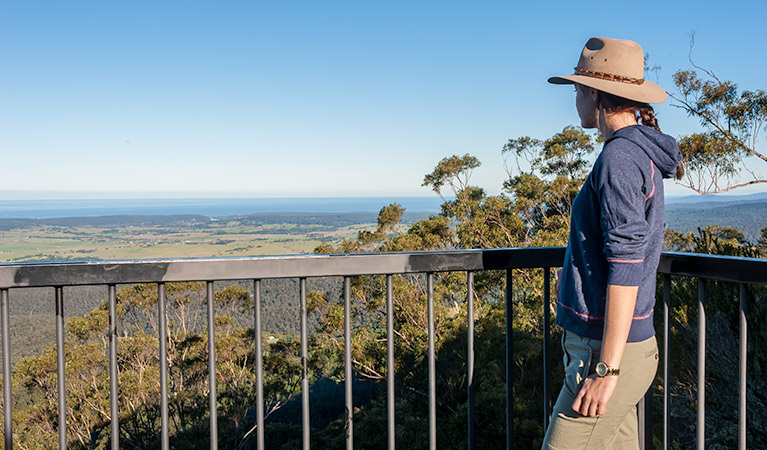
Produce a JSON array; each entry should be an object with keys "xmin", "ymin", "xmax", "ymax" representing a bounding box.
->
[
  {"xmin": 670, "ymin": 37, "xmax": 767, "ymax": 194},
  {"xmin": 502, "ymin": 126, "xmax": 596, "ymax": 247}
]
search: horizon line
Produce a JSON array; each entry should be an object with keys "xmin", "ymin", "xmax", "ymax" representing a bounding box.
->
[
  {"xmin": 0, "ymin": 190, "xmax": 766, "ymax": 201},
  {"xmin": 0, "ymin": 192, "xmax": 445, "ymax": 201}
]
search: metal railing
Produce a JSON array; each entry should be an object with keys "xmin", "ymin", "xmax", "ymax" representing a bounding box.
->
[{"xmin": 0, "ymin": 248, "xmax": 764, "ymax": 449}]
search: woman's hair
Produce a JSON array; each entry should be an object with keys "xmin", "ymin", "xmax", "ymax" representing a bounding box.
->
[
  {"xmin": 596, "ymin": 90, "xmax": 660, "ymax": 132},
  {"xmin": 592, "ymin": 88, "xmax": 685, "ymax": 180}
]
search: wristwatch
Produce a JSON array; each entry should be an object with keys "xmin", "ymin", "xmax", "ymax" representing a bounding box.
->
[{"xmin": 595, "ymin": 361, "xmax": 620, "ymax": 377}]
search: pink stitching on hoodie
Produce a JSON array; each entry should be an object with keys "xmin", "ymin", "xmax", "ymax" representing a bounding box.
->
[
  {"xmin": 645, "ymin": 162, "xmax": 656, "ymax": 201},
  {"xmin": 557, "ymin": 301, "xmax": 655, "ymax": 321}
]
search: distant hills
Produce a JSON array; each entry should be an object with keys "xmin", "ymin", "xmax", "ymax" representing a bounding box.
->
[
  {"xmin": 0, "ymin": 214, "xmax": 210, "ymax": 230},
  {"xmin": 666, "ymin": 192, "xmax": 767, "ymax": 206},
  {"xmin": 0, "ymin": 193, "xmax": 764, "ymax": 243},
  {"xmin": 0, "ymin": 211, "xmax": 432, "ymax": 231},
  {"xmin": 665, "ymin": 192, "xmax": 767, "ymax": 242},
  {"xmin": 0, "ymin": 196, "xmax": 447, "ymax": 219}
]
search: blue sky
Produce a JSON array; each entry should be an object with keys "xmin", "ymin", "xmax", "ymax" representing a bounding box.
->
[{"xmin": 1, "ymin": 1, "xmax": 765, "ymax": 199}]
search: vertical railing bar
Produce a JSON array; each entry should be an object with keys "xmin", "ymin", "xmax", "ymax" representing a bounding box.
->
[
  {"xmin": 467, "ymin": 272, "xmax": 475, "ymax": 450},
  {"xmin": 427, "ymin": 273, "xmax": 436, "ymax": 450},
  {"xmin": 158, "ymin": 283, "xmax": 169, "ymax": 450},
  {"xmin": 254, "ymin": 280, "xmax": 264, "ymax": 450},
  {"xmin": 663, "ymin": 274, "xmax": 671, "ymax": 450},
  {"xmin": 207, "ymin": 282, "xmax": 218, "ymax": 450},
  {"xmin": 108, "ymin": 285, "xmax": 119, "ymax": 450},
  {"xmin": 697, "ymin": 279, "xmax": 706, "ymax": 450},
  {"xmin": 738, "ymin": 283, "xmax": 747, "ymax": 450},
  {"xmin": 505, "ymin": 269, "xmax": 513, "ymax": 450},
  {"xmin": 638, "ymin": 397, "xmax": 646, "ymax": 450},
  {"xmin": 542, "ymin": 267, "xmax": 551, "ymax": 431},
  {"xmin": 300, "ymin": 278, "xmax": 310, "ymax": 450},
  {"xmin": 638, "ymin": 391, "xmax": 653, "ymax": 450},
  {"xmin": 1, "ymin": 289, "xmax": 12, "ymax": 450},
  {"xmin": 386, "ymin": 275, "xmax": 395, "ymax": 450},
  {"xmin": 344, "ymin": 277, "xmax": 353, "ymax": 450},
  {"xmin": 55, "ymin": 286, "xmax": 66, "ymax": 449}
]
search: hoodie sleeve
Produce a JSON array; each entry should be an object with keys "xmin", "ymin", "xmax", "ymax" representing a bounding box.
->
[{"xmin": 595, "ymin": 144, "xmax": 650, "ymax": 286}]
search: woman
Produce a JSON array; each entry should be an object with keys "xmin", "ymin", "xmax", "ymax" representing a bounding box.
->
[{"xmin": 542, "ymin": 37, "xmax": 683, "ymax": 449}]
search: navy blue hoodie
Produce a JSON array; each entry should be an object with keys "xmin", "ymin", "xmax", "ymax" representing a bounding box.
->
[{"xmin": 556, "ymin": 125, "xmax": 683, "ymax": 342}]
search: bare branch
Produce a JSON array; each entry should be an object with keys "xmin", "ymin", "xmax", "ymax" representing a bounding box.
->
[
  {"xmin": 687, "ymin": 32, "xmax": 721, "ymax": 83},
  {"xmin": 678, "ymin": 178, "xmax": 767, "ymax": 194}
]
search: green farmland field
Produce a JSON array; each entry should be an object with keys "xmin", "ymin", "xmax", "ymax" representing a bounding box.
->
[{"xmin": 0, "ymin": 217, "xmax": 377, "ymax": 262}]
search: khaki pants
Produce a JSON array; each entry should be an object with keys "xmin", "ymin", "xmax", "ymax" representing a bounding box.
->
[{"xmin": 542, "ymin": 331, "xmax": 658, "ymax": 450}]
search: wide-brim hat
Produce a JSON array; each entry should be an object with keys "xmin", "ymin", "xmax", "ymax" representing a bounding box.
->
[{"xmin": 548, "ymin": 37, "xmax": 667, "ymax": 104}]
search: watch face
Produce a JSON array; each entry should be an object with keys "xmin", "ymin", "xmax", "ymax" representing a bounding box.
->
[{"xmin": 596, "ymin": 362, "xmax": 607, "ymax": 377}]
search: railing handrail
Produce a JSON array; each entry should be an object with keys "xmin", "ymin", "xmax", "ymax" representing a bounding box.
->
[
  {"xmin": 658, "ymin": 251, "xmax": 767, "ymax": 284},
  {"xmin": 1, "ymin": 248, "xmax": 765, "ymax": 288},
  {"xmin": 0, "ymin": 247, "xmax": 565, "ymax": 287}
]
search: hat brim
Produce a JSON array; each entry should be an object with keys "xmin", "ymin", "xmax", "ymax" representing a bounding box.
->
[{"xmin": 548, "ymin": 74, "xmax": 667, "ymax": 104}]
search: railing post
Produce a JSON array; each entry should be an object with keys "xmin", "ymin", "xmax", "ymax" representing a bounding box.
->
[
  {"xmin": 254, "ymin": 280, "xmax": 265, "ymax": 450},
  {"xmin": 344, "ymin": 276, "xmax": 353, "ymax": 450},
  {"xmin": 55, "ymin": 286, "xmax": 67, "ymax": 449},
  {"xmin": 158, "ymin": 283, "xmax": 169, "ymax": 450},
  {"xmin": 1, "ymin": 289, "xmax": 12, "ymax": 450},
  {"xmin": 300, "ymin": 278, "xmax": 310, "ymax": 450},
  {"xmin": 386, "ymin": 275, "xmax": 395, "ymax": 450},
  {"xmin": 108, "ymin": 285, "xmax": 119, "ymax": 450},
  {"xmin": 467, "ymin": 272, "xmax": 475, "ymax": 450},
  {"xmin": 697, "ymin": 279, "xmax": 706, "ymax": 450},
  {"xmin": 542, "ymin": 268, "xmax": 551, "ymax": 431},
  {"xmin": 506, "ymin": 269, "xmax": 513, "ymax": 450},
  {"xmin": 739, "ymin": 283, "xmax": 748, "ymax": 450},
  {"xmin": 637, "ymin": 391, "xmax": 653, "ymax": 450},
  {"xmin": 427, "ymin": 273, "xmax": 436, "ymax": 450},
  {"xmin": 207, "ymin": 282, "xmax": 218, "ymax": 450},
  {"xmin": 663, "ymin": 274, "xmax": 671, "ymax": 450}
]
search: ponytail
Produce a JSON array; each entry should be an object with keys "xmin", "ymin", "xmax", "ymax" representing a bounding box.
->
[
  {"xmin": 675, "ymin": 161, "xmax": 685, "ymax": 180},
  {"xmin": 638, "ymin": 106, "xmax": 661, "ymax": 132},
  {"xmin": 636, "ymin": 104, "xmax": 685, "ymax": 180}
]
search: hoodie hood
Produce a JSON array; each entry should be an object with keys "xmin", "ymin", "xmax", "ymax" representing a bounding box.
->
[{"xmin": 607, "ymin": 125, "xmax": 682, "ymax": 179}]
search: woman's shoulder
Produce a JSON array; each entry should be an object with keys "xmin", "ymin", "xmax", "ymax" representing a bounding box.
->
[
  {"xmin": 598, "ymin": 135, "xmax": 648, "ymax": 169},
  {"xmin": 602, "ymin": 126, "xmax": 649, "ymax": 152},
  {"xmin": 594, "ymin": 128, "xmax": 657, "ymax": 186},
  {"xmin": 602, "ymin": 125, "xmax": 677, "ymax": 164}
]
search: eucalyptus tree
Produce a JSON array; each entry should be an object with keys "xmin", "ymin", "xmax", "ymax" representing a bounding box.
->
[{"xmin": 670, "ymin": 50, "xmax": 767, "ymax": 194}]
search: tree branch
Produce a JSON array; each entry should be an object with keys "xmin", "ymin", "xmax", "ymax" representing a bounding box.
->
[
  {"xmin": 687, "ymin": 32, "xmax": 721, "ymax": 84},
  {"xmin": 667, "ymin": 94, "xmax": 767, "ymax": 165},
  {"xmin": 679, "ymin": 178, "xmax": 767, "ymax": 194}
]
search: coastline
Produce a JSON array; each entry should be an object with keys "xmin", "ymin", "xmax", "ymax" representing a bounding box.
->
[{"xmin": 0, "ymin": 196, "xmax": 445, "ymax": 219}]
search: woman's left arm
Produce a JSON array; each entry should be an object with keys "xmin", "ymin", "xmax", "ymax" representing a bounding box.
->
[
  {"xmin": 571, "ymin": 284, "xmax": 638, "ymax": 416},
  {"xmin": 574, "ymin": 145, "xmax": 651, "ymax": 416}
]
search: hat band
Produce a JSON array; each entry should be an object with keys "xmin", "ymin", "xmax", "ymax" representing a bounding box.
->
[{"xmin": 573, "ymin": 67, "xmax": 645, "ymax": 85}]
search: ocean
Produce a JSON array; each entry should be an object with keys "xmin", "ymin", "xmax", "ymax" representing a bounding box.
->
[{"xmin": 0, "ymin": 197, "xmax": 445, "ymax": 219}]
